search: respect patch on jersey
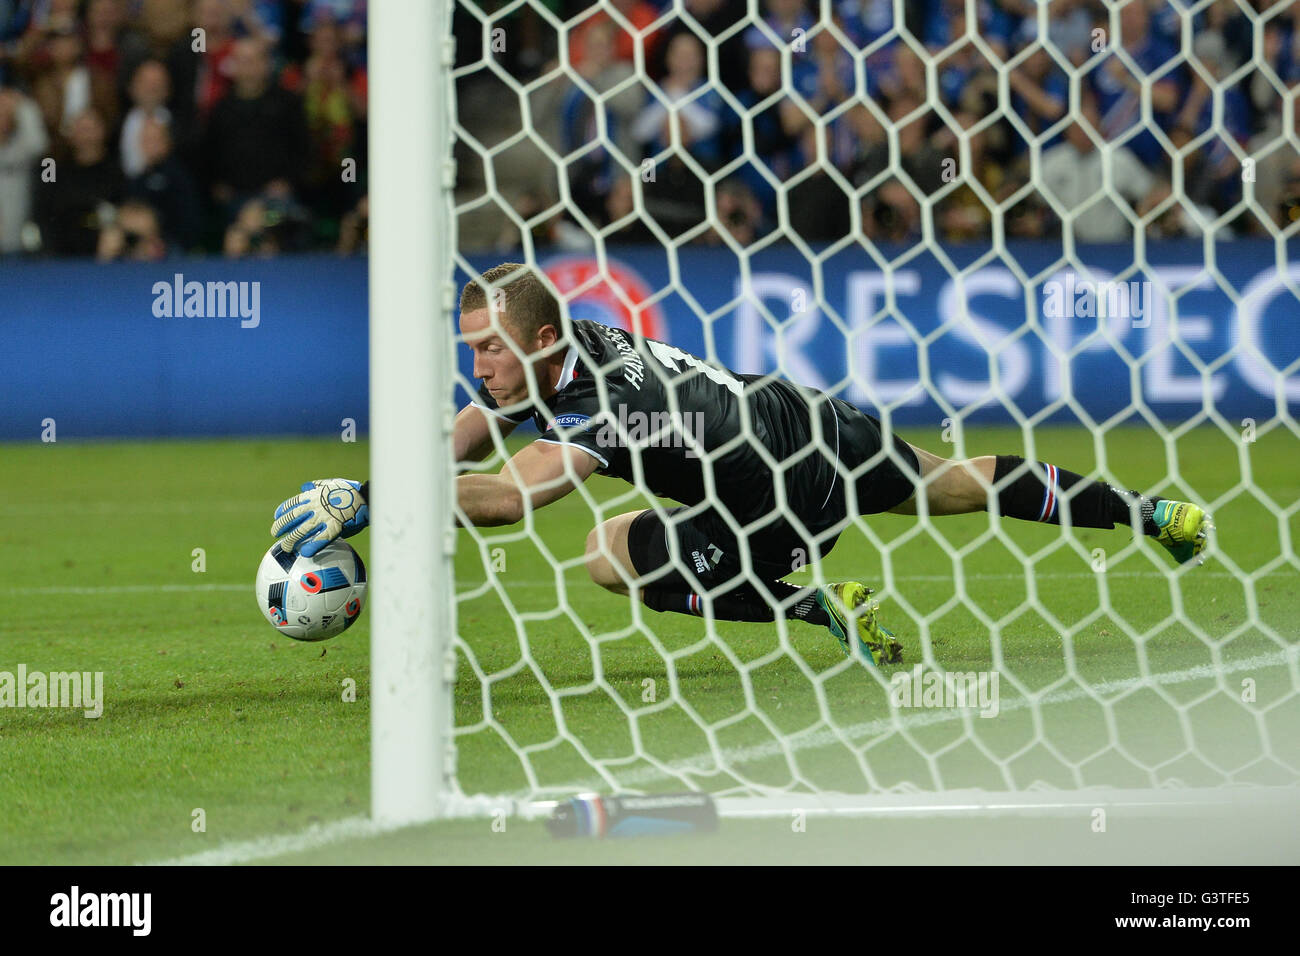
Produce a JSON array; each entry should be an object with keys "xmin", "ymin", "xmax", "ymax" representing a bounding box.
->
[{"xmin": 548, "ymin": 413, "xmax": 592, "ymax": 430}]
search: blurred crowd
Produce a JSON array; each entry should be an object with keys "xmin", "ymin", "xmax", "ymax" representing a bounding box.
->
[
  {"xmin": 466, "ymin": 0, "xmax": 1300, "ymax": 250},
  {"xmin": 2, "ymin": 0, "xmax": 1298, "ymax": 261},
  {"xmin": 0, "ymin": 0, "xmax": 368, "ymax": 260}
]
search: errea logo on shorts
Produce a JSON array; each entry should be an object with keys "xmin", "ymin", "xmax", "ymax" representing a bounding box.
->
[{"xmin": 691, "ymin": 543, "xmax": 723, "ymax": 575}]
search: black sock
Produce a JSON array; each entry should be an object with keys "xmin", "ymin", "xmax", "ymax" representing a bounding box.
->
[
  {"xmin": 992, "ymin": 455, "xmax": 1161, "ymax": 535},
  {"xmin": 641, "ymin": 580, "xmax": 830, "ymax": 625}
]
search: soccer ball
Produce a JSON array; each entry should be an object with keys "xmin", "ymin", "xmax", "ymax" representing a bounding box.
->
[{"xmin": 254, "ymin": 540, "xmax": 366, "ymax": 641}]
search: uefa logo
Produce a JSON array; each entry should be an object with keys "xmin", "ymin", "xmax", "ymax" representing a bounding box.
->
[{"xmin": 542, "ymin": 255, "xmax": 667, "ymax": 342}]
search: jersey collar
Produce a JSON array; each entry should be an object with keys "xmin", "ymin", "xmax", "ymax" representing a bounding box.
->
[{"xmin": 553, "ymin": 345, "xmax": 579, "ymax": 392}]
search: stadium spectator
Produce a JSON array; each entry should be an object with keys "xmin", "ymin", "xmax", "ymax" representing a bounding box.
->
[
  {"xmin": 1, "ymin": 0, "xmax": 1294, "ymax": 257},
  {"xmin": 744, "ymin": 0, "xmax": 814, "ymax": 51},
  {"xmin": 33, "ymin": 107, "xmax": 123, "ymax": 256},
  {"xmin": 649, "ymin": 0, "xmax": 748, "ymax": 90},
  {"xmin": 1172, "ymin": 31, "xmax": 1250, "ymax": 215},
  {"xmin": 936, "ymin": 107, "xmax": 1008, "ymax": 241},
  {"xmin": 1007, "ymin": 41, "xmax": 1067, "ymax": 150},
  {"xmin": 553, "ymin": 18, "xmax": 642, "ymax": 221},
  {"xmin": 125, "ymin": 116, "xmax": 200, "ymax": 249},
  {"xmin": 1005, "ymin": 0, "xmax": 1098, "ymax": 66},
  {"xmin": 601, "ymin": 173, "xmax": 656, "ymax": 244},
  {"xmin": 28, "ymin": 21, "xmax": 95, "ymax": 145},
  {"xmin": 0, "ymin": 85, "xmax": 47, "ymax": 253},
  {"xmin": 872, "ymin": 42, "xmax": 925, "ymax": 105},
  {"xmin": 708, "ymin": 176, "xmax": 762, "ymax": 246},
  {"xmin": 1248, "ymin": 92, "xmax": 1300, "ymax": 233},
  {"xmin": 119, "ymin": 58, "xmax": 170, "ymax": 177},
  {"xmin": 84, "ymin": 0, "xmax": 147, "ymax": 117},
  {"xmin": 223, "ymin": 193, "xmax": 312, "ymax": 256},
  {"xmin": 786, "ymin": 124, "xmax": 853, "ymax": 242},
  {"xmin": 836, "ymin": 0, "xmax": 895, "ymax": 50},
  {"xmin": 853, "ymin": 93, "xmax": 945, "ymax": 203},
  {"xmin": 724, "ymin": 45, "xmax": 801, "ymax": 219},
  {"xmin": 168, "ymin": 0, "xmax": 238, "ymax": 134},
  {"xmin": 1137, "ymin": 174, "xmax": 1215, "ymax": 238},
  {"xmin": 298, "ymin": 0, "xmax": 367, "ymax": 67},
  {"xmin": 204, "ymin": 37, "xmax": 307, "ymax": 215},
  {"xmin": 126, "ymin": 0, "xmax": 190, "ymax": 72},
  {"xmin": 96, "ymin": 196, "xmax": 165, "ymax": 260},
  {"xmin": 865, "ymin": 178, "xmax": 921, "ymax": 242},
  {"xmin": 1040, "ymin": 96, "xmax": 1154, "ymax": 243},
  {"xmin": 1087, "ymin": 0, "xmax": 1182, "ymax": 169},
  {"xmin": 337, "ymin": 192, "xmax": 368, "ymax": 254},
  {"xmin": 789, "ymin": 17, "xmax": 856, "ymax": 122},
  {"xmin": 631, "ymin": 32, "xmax": 723, "ymax": 168},
  {"xmin": 568, "ymin": 0, "xmax": 662, "ymax": 71},
  {"xmin": 281, "ymin": 15, "xmax": 366, "ymax": 221}
]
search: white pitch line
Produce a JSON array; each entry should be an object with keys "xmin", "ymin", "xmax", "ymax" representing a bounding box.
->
[
  {"xmin": 141, "ymin": 815, "xmax": 380, "ymax": 866},
  {"xmin": 0, "ymin": 501, "xmax": 269, "ymax": 516},
  {"xmin": 142, "ymin": 647, "xmax": 1296, "ymax": 866},
  {"xmin": 543, "ymin": 648, "xmax": 1298, "ymax": 793},
  {"xmin": 3, "ymin": 583, "xmax": 249, "ymax": 595},
  {"xmin": 460, "ymin": 569, "xmax": 1290, "ymax": 588},
  {"xmin": 7, "ymin": 567, "xmax": 1292, "ymax": 597}
]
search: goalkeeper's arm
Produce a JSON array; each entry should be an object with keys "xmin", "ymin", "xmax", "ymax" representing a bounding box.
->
[
  {"xmin": 456, "ymin": 403, "xmax": 517, "ymax": 465},
  {"xmin": 457, "ymin": 439, "xmax": 598, "ymax": 527},
  {"xmin": 270, "ymin": 406, "xmax": 564, "ymax": 552}
]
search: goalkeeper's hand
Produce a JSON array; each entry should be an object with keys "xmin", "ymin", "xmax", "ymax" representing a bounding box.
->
[{"xmin": 271, "ymin": 478, "xmax": 369, "ymax": 556}]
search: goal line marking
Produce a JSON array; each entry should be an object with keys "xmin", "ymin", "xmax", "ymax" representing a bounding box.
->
[{"xmin": 141, "ymin": 647, "xmax": 1295, "ymax": 866}]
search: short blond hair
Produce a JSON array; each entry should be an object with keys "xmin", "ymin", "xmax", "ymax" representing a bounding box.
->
[{"xmin": 459, "ymin": 262, "xmax": 561, "ymax": 341}]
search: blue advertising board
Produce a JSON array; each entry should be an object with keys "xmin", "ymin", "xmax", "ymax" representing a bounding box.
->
[
  {"xmin": 2, "ymin": 256, "xmax": 369, "ymax": 439},
  {"xmin": 1, "ymin": 241, "xmax": 1296, "ymax": 440},
  {"xmin": 458, "ymin": 240, "xmax": 1300, "ymax": 429}
]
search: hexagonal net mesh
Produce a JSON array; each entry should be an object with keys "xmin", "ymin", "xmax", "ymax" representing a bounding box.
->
[{"xmin": 441, "ymin": 0, "xmax": 1300, "ymax": 814}]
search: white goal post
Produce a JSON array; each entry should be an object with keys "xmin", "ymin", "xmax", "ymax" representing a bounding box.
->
[
  {"xmin": 369, "ymin": 0, "xmax": 457, "ymax": 826},
  {"xmin": 369, "ymin": 0, "xmax": 1300, "ymax": 827}
]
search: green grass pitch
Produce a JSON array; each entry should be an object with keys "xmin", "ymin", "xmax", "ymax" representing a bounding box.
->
[{"xmin": 2, "ymin": 423, "xmax": 1297, "ymax": 864}]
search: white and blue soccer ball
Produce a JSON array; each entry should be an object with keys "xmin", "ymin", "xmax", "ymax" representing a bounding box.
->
[{"xmin": 254, "ymin": 540, "xmax": 366, "ymax": 641}]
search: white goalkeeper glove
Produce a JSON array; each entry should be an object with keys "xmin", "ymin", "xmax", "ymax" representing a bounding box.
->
[{"xmin": 271, "ymin": 478, "xmax": 369, "ymax": 556}]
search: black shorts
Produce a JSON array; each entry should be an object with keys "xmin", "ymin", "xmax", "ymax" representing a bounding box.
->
[
  {"xmin": 831, "ymin": 401, "xmax": 922, "ymax": 518},
  {"xmin": 626, "ymin": 406, "xmax": 921, "ymax": 590}
]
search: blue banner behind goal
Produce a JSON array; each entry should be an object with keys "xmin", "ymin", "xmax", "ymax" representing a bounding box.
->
[{"xmin": 2, "ymin": 241, "xmax": 1296, "ymax": 439}]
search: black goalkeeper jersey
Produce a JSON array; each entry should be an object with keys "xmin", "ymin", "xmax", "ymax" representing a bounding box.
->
[{"xmin": 473, "ymin": 320, "xmax": 852, "ymax": 533}]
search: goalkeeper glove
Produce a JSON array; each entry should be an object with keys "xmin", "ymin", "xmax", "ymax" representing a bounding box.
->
[{"xmin": 271, "ymin": 478, "xmax": 369, "ymax": 556}]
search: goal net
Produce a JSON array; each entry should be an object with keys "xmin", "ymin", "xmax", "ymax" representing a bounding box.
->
[{"xmin": 374, "ymin": 0, "xmax": 1300, "ymax": 822}]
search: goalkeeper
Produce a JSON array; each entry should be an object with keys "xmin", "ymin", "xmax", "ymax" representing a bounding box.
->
[{"xmin": 271, "ymin": 263, "xmax": 1212, "ymax": 666}]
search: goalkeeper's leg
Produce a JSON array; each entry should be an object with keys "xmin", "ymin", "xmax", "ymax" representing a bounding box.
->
[
  {"xmin": 583, "ymin": 510, "xmax": 901, "ymax": 665},
  {"xmin": 887, "ymin": 447, "xmax": 1213, "ymax": 565}
]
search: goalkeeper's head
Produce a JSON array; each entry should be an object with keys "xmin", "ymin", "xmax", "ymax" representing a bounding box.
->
[{"xmin": 459, "ymin": 262, "xmax": 567, "ymax": 409}]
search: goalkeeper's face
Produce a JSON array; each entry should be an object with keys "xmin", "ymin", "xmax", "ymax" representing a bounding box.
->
[{"xmin": 460, "ymin": 307, "xmax": 560, "ymax": 408}]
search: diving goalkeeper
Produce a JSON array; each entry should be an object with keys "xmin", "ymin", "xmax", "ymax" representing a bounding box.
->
[{"xmin": 270, "ymin": 263, "xmax": 1212, "ymax": 665}]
